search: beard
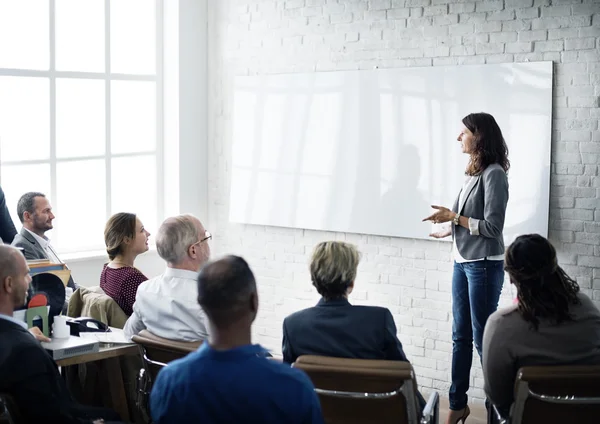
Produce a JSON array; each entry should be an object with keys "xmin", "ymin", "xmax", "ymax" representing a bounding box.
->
[{"xmin": 12, "ymin": 285, "xmax": 28, "ymax": 308}]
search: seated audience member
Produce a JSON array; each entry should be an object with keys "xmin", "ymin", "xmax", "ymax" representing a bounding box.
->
[
  {"xmin": 12, "ymin": 192, "xmax": 77, "ymax": 290},
  {"xmin": 124, "ymin": 214, "xmax": 211, "ymax": 341},
  {"xmin": 0, "ymin": 185, "xmax": 17, "ymax": 243},
  {"xmin": 100, "ymin": 213, "xmax": 149, "ymax": 316},
  {"xmin": 483, "ymin": 234, "xmax": 600, "ymax": 417},
  {"xmin": 283, "ymin": 241, "xmax": 414, "ymax": 362},
  {"xmin": 150, "ymin": 256, "xmax": 324, "ymax": 424},
  {"xmin": 283, "ymin": 241, "xmax": 426, "ymax": 410},
  {"xmin": 0, "ymin": 245, "xmax": 120, "ymax": 424}
]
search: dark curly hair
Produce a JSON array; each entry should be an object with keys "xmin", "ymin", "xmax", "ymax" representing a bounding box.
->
[
  {"xmin": 504, "ymin": 234, "xmax": 580, "ymax": 331},
  {"xmin": 462, "ymin": 112, "xmax": 510, "ymax": 176}
]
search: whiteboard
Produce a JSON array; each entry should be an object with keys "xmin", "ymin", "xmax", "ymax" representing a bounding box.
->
[{"xmin": 229, "ymin": 62, "xmax": 553, "ymax": 244}]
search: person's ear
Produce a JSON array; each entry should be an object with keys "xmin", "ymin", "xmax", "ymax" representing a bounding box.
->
[
  {"xmin": 188, "ymin": 244, "xmax": 197, "ymax": 259},
  {"xmin": 2, "ymin": 275, "xmax": 13, "ymax": 295},
  {"xmin": 250, "ymin": 292, "xmax": 258, "ymax": 315},
  {"xmin": 346, "ymin": 280, "xmax": 354, "ymax": 296}
]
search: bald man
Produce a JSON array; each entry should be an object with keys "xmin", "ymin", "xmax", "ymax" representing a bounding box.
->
[
  {"xmin": 124, "ymin": 214, "xmax": 211, "ymax": 341},
  {"xmin": 0, "ymin": 245, "xmax": 120, "ymax": 424}
]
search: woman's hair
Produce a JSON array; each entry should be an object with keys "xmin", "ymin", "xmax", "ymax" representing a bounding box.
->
[
  {"xmin": 104, "ymin": 212, "xmax": 137, "ymax": 260},
  {"xmin": 504, "ymin": 234, "xmax": 580, "ymax": 330},
  {"xmin": 462, "ymin": 112, "xmax": 510, "ymax": 176},
  {"xmin": 310, "ymin": 241, "xmax": 361, "ymax": 300}
]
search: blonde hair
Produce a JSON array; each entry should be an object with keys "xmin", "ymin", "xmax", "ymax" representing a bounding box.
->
[{"xmin": 310, "ymin": 241, "xmax": 361, "ymax": 300}]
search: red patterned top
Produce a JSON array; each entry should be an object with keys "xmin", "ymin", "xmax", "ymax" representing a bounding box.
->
[{"xmin": 100, "ymin": 264, "xmax": 148, "ymax": 316}]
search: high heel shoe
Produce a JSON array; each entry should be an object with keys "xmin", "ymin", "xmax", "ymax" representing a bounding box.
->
[{"xmin": 446, "ymin": 405, "xmax": 470, "ymax": 424}]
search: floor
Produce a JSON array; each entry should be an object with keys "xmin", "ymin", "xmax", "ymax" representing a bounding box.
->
[{"xmin": 438, "ymin": 396, "xmax": 487, "ymax": 424}]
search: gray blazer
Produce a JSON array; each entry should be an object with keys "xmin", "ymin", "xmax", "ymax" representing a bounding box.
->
[
  {"xmin": 451, "ymin": 163, "xmax": 508, "ymax": 260},
  {"xmin": 12, "ymin": 228, "xmax": 76, "ymax": 289}
]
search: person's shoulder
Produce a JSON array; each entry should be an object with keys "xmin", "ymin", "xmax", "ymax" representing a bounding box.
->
[
  {"xmin": 487, "ymin": 304, "xmax": 520, "ymax": 331},
  {"xmin": 285, "ymin": 306, "xmax": 317, "ymax": 324},
  {"xmin": 483, "ymin": 163, "xmax": 507, "ymax": 177},
  {"xmin": 260, "ymin": 358, "xmax": 315, "ymax": 391}
]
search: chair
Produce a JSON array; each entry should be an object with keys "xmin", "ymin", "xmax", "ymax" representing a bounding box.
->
[
  {"xmin": 131, "ymin": 330, "xmax": 202, "ymax": 420},
  {"xmin": 493, "ymin": 365, "xmax": 600, "ymax": 424},
  {"xmin": 0, "ymin": 393, "xmax": 22, "ymax": 424},
  {"xmin": 292, "ymin": 355, "xmax": 439, "ymax": 424}
]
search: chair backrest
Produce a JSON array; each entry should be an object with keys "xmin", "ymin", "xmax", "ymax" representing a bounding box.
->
[
  {"xmin": 0, "ymin": 393, "xmax": 22, "ymax": 424},
  {"xmin": 511, "ymin": 365, "xmax": 600, "ymax": 424},
  {"xmin": 293, "ymin": 355, "xmax": 420, "ymax": 424},
  {"xmin": 132, "ymin": 330, "xmax": 202, "ymax": 381}
]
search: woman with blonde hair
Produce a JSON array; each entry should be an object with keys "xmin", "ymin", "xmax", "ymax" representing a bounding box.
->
[
  {"xmin": 282, "ymin": 241, "xmax": 425, "ymax": 409},
  {"xmin": 100, "ymin": 212, "xmax": 150, "ymax": 315}
]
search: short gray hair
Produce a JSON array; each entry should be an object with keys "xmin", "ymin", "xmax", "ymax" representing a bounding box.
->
[{"xmin": 156, "ymin": 214, "xmax": 201, "ymax": 264}]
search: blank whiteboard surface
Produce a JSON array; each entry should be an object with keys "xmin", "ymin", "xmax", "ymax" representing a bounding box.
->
[{"xmin": 230, "ymin": 62, "xmax": 553, "ymax": 244}]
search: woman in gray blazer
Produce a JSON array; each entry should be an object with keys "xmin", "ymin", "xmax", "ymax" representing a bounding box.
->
[{"xmin": 423, "ymin": 112, "xmax": 510, "ymax": 424}]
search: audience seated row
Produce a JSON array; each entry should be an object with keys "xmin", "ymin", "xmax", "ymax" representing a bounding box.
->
[{"xmin": 1, "ymin": 186, "xmax": 600, "ymax": 424}]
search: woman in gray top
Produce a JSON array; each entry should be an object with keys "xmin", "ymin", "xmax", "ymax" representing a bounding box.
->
[
  {"xmin": 483, "ymin": 234, "xmax": 600, "ymax": 418},
  {"xmin": 423, "ymin": 112, "xmax": 510, "ymax": 424}
]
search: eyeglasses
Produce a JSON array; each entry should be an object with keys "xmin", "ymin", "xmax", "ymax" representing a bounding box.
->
[{"xmin": 192, "ymin": 230, "xmax": 212, "ymax": 247}]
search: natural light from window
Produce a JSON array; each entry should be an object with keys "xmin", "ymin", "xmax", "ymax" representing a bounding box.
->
[{"xmin": 0, "ymin": 0, "xmax": 162, "ymax": 254}]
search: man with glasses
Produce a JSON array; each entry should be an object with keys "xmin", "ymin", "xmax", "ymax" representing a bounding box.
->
[{"xmin": 124, "ymin": 214, "xmax": 212, "ymax": 341}]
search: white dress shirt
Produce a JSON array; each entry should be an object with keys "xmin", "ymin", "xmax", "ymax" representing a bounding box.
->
[
  {"xmin": 24, "ymin": 228, "xmax": 62, "ymax": 264},
  {"xmin": 124, "ymin": 267, "xmax": 209, "ymax": 342},
  {"xmin": 0, "ymin": 313, "xmax": 28, "ymax": 329}
]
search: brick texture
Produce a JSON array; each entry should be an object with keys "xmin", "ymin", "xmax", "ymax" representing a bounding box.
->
[{"xmin": 208, "ymin": 0, "xmax": 600, "ymax": 402}]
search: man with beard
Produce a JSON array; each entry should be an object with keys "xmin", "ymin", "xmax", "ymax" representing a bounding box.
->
[{"xmin": 12, "ymin": 192, "xmax": 77, "ymax": 290}]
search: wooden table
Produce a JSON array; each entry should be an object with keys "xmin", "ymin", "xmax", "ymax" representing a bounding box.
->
[{"xmin": 57, "ymin": 343, "xmax": 139, "ymax": 422}]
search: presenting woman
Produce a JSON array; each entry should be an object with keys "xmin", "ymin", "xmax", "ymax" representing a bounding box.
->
[{"xmin": 423, "ymin": 112, "xmax": 510, "ymax": 424}]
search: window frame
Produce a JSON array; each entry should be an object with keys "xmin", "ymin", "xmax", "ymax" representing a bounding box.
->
[{"xmin": 0, "ymin": 0, "xmax": 165, "ymax": 254}]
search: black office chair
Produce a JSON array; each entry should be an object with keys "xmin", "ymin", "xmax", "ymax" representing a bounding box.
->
[{"xmin": 29, "ymin": 273, "xmax": 65, "ymax": 327}]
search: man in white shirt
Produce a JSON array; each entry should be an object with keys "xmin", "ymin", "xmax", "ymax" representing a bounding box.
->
[
  {"xmin": 124, "ymin": 214, "xmax": 211, "ymax": 342},
  {"xmin": 11, "ymin": 192, "xmax": 77, "ymax": 291}
]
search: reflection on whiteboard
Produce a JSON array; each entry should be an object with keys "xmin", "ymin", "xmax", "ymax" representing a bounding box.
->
[{"xmin": 229, "ymin": 62, "xmax": 552, "ymax": 244}]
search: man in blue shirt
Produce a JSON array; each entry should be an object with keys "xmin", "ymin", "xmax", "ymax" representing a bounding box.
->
[{"xmin": 150, "ymin": 255, "xmax": 324, "ymax": 424}]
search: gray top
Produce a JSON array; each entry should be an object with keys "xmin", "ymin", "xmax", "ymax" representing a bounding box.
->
[
  {"xmin": 452, "ymin": 163, "xmax": 509, "ymax": 260},
  {"xmin": 483, "ymin": 293, "xmax": 600, "ymax": 412}
]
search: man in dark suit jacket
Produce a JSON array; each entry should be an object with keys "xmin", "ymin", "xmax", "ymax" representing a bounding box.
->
[
  {"xmin": 282, "ymin": 241, "xmax": 426, "ymax": 411},
  {"xmin": 11, "ymin": 192, "xmax": 76, "ymax": 290},
  {"xmin": 0, "ymin": 245, "xmax": 119, "ymax": 424},
  {"xmin": 0, "ymin": 185, "xmax": 17, "ymax": 244}
]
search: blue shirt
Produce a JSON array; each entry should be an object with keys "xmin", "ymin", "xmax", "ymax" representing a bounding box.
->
[{"xmin": 150, "ymin": 343, "xmax": 324, "ymax": 424}]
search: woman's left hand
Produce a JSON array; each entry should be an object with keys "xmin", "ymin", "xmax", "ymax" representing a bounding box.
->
[{"xmin": 422, "ymin": 205, "xmax": 455, "ymax": 224}]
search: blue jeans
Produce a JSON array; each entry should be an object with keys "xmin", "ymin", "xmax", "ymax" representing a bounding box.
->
[{"xmin": 449, "ymin": 260, "xmax": 504, "ymax": 411}]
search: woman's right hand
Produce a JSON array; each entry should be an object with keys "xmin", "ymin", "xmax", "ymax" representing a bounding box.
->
[{"xmin": 429, "ymin": 228, "xmax": 452, "ymax": 239}]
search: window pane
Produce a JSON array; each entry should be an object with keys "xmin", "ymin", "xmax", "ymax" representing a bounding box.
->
[
  {"xmin": 111, "ymin": 81, "xmax": 156, "ymax": 154},
  {"xmin": 1, "ymin": 164, "xmax": 51, "ymax": 231},
  {"xmin": 111, "ymin": 155, "xmax": 157, "ymax": 234},
  {"xmin": 110, "ymin": 0, "xmax": 155, "ymax": 74},
  {"xmin": 56, "ymin": 160, "xmax": 105, "ymax": 252},
  {"xmin": 0, "ymin": 0, "xmax": 49, "ymax": 70},
  {"xmin": 0, "ymin": 76, "xmax": 50, "ymax": 161},
  {"xmin": 56, "ymin": 78, "xmax": 105, "ymax": 158},
  {"xmin": 55, "ymin": 0, "xmax": 104, "ymax": 72}
]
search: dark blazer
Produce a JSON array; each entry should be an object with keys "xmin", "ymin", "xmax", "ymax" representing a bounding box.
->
[
  {"xmin": 282, "ymin": 298, "xmax": 408, "ymax": 364},
  {"xmin": 12, "ymin": 228, "xmax": 76, "ymax": 290},
  {"xmin": 451, "ymin": 163, "xmax": 509, "ymax": 260},
  {"xmin": 0, "ymin": 185, "xmax": 17, "ymax": 244},
  {"xmin": 283, "ymin": 298, "xmax": 426, "ymax": 410},
  {"xmin": 0, "ymin": 317, "xmax": 84, "ymax": 423}
]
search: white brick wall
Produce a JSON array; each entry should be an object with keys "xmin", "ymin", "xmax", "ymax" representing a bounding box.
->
[{"xmin": 208, "ymin": 0, "xmax": 600, "ymax": 402}]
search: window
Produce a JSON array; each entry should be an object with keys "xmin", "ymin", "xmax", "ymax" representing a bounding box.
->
[{"xmin": 0, "ymin": 0, "xmax": 163, "ymax": 254}]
